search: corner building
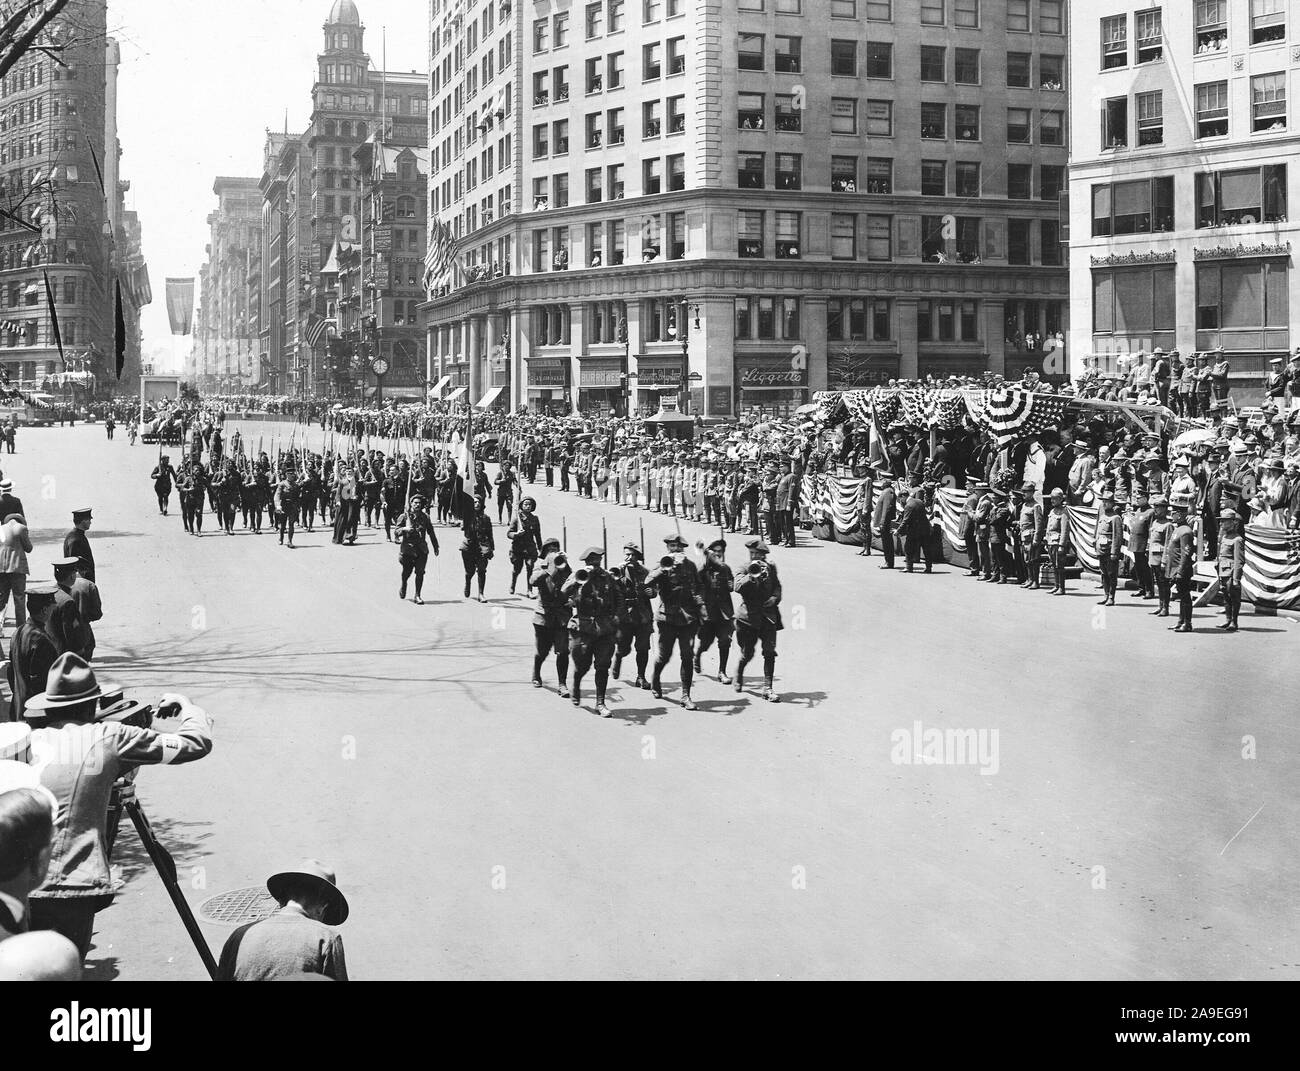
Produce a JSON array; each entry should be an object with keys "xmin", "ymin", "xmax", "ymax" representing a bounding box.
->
[
  {"xmin": 1069, "ymin": 0, "xmax": 1299, "ymax": 402},
  {"xmin": 422, "ymin": 0, "xmax": 1069, "ymax": 417}
]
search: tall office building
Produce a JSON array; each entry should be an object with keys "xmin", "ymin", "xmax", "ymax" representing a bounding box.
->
[
  {"xmin": 422, "ymin": 0, "xmax": 1070, "ymax": 417},
  {"xmin": 194, "ymin": 177, "xmax": 262, "ymax": 389},
  {"xmin": 1069, "ymin": 0, "xmax": 1296, "ymax": 403}
]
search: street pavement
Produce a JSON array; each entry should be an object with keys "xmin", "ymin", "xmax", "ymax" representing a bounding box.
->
[{"xmin": 5, "ymin": 421, "xmax": 1297, "ymax": 980}]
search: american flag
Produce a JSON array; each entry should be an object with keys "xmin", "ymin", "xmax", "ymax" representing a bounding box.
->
[
  {"xmin": 305, "ymin": 316, "xmax": 336, "ymax": 350},
  {"xmin": 423, "ymin": 220, "xmax": 461, "ymax": 291},
  {"xmin": 973, "ymin": 388, "xmax": 1070, "ymax": 448}
]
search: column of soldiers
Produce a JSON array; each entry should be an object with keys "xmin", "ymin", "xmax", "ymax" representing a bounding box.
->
[{"xmin": 529, "ymin": 532, "xmax": 784, "ymax": 717}]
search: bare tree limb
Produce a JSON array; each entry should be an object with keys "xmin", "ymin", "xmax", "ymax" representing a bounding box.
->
[{"xmin": 0, "ymin": 0, "xmax": 72, "ymax": 83}]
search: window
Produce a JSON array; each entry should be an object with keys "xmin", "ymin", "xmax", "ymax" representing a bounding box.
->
[
  {"xmin": 1196, "ymin": 81, "xmax": 1229, "ymax": 138},
  {"xmin": 586, "ymin": 112, "xmax": 602, "ymax": 147},
  {"xmin": 1196, "ymin": 165, "xmax": 1287, "ymax": 226},
  {"xmin": 776, "ymin": 93, "xmax": 802, "ymax": 131},
  {"xmin": 866, "ymin": 41, "xmax": 892, "ymax": 78},
  {"xmin": 609, "ymin": 107, "xmax": 626, "ymax": 143},
  {"xmin": 735, "ymin": 297, "xmax": 752, "ymax": 339},
  {"xmin": 586, "ymin": 56, "xmax": 603, "ymax": 92},
  {"xmin": 554, "ymin": 173, "xmax": 570, "ymax": 208},
  {"xmin": 1007, "ymin": 108, "xmax": 1031, "ymax": 143},
  {"xmin": 1039, "ymin": 54, "xmax": 1063, "ymax": 90},
  {"xmin": 775, "ymin": 211, "xmax": 801, "ymax": 258},
  {"xmin": 644, "ymin": 157, "xmax": 662, "ymax": 194},
  {"xmin": 668, "ymin": 212, "xmax": 685, "ymax": 259},
  {"xmin": 832, "ymin": 155, "xmax": 858, "ymax": 192},
  {"xmin": 533, "ymin": 123, "xmax": 549, "ymax": 157},
  {"xmin": 1092, "ymin": 267, "xmax": 1177, "ymax": 334},
  {"xmin": 645, "ymin": 0, "xmax": 661, "ymax": 20},
  {"xmin": 1196, "ymin": 1, "xmax": 1228, "ymax": 52},
  {"xmin": 1196, "ymin": 260, "xmax": 1288, "ymax": 330},
  {"xmin": 1039, "ymin": 109, "xmax": 1063, "ymax": 146},
  {"xmin": 1007, "ymin": 52, "xmax": 1030, "ymax": 88},
  {"xmin": 955, "ymin": 0, "xmax": 979, "ymax": 27},
  {"xmin": 866, "ymin": 0, "xmax": 891, "ymax": 19},
  {"xmin": 586, "ymin": 2, "xmax": 604, "ymax": 37},
  {"xmin": 1091, "ymin": 176, "xmax": 1175, "ymax": 236},
  {"xmin": 1040, "ymin": 0, "xmax": 1062, "ymax": 34},
  {"xmin": 1136, "ymin": 8, "xmax": 1163, "ymax": 62},
  {"xmin": 920, "ymin": 46, "xmax": 946, "ymax": 82},
  {"xmin": 956, "ymin": 161, "xmax": 980, "ymax": 197},
  {"xmin": 867, "ymin": 157, "xmax": 893, "ymax": 192},
  {"xmin": 866, "ymin": 99, "xmax": 892, "ymax": 136},
  {"xmin": 739, "ymin": 92, "xmax": 765, "ymax": 129},
  {"xmin": 866, "ymin": 215, "xmax": 891, "ymax": 261},
  {"xmin": 738, "ymin": 210, "xmax": 764, "ymax": 257},
  {"xmin": 832, "ymin": 0, "xmax": 857, "ymax": 14},
  {"xmin": 776, "ymin": 0, "xmax": 803, "ymax": 12},
  {"xmin": 757, "ymin": 298, "xmax": 775, "ymax": 339},
  {"xmin": 586, "ymin": 167, "xmax": 603, "ymax": 202},
  {"xmin": 1134, "ymin": 91, "xmax": 1163, "ymax": 145},
  {"xmin": 644, "ymin": 100, "xmax": 662, "ymax": 138},
  {"xmin": 739, "ymin": 152, "xmax": 765, "ymax": 188},
  {"xmin": 921, "ymin": 0, "xmax": 944, "ymax": 25},
  {"xmin": 608, "ymin": 51, "xmax": 625, "ymax": 87},
  {"xmin": 1007, "ymin": 0, "xmax": 1029, "ymax": 33},
  {"xmin": 1007, "ymin": 163, "xmax": 1032, "ymax": 200},
  {"xmin": 1008, "ymin": 219, "xmax": 1031, "ymax": 265},
  {"xmin": 921, "ymin": 102, "xmax": 946, "ymax": 139},
  {"xmin": 644, "ymin": 42, "xmax": 662, "ymax": 79},
  {"xmin": 1103, "ymin": 96, "xmax": 1128, "ymax": 148},
  {"xmin": 955, "ymin": 48, "xmax": 980, "ymax": 84},
  {"xmin": 830, "ymin": 98, "xmax": 857, "ymax": 134},
  {"xmin": 609, "ymin": 163, "xmax": 625, "ymax": 198},
  {"xmin": 776, "ymin": 35, "xmax": 802, "ymax": 72},
  {"xmin": 831, "ymin": 213, "xmax": 856, "ymax": 259},
  {"xmin": 668, "ymin": 154, "xmax": 685, "ymax": 190},
  {"xmin": 955, "ymin": 104, "xmax": 979, "ymax": 140},
  {"xmin": 921, "ymin": 161, "xmax": 946, "ymax": 196},
  {"xmin": 555, "ymin": 11, "xmax": 571, "ymax": 45},
  {"xmin": 1102, "ymin": 15, "xmax": 1128, "ymax": 69},
  {"xmin": 776, "ymin": 153, "xmax": 802, "ymax": 190},
  {"xmin": 666, "ymin": 96, "xmax": 685, "ymax": 133},
  {"xmin": 831, "ymin": 39, "xmax": 856, "ymax": 76},
  {"xmin": 1041, "ymin": 221, "xmax": 1061, "ymax": 266},
  {"xmin": 738, "ymin": 33, "xmax": 764, "ymax": 70},
  {"xmin": 955, "ymin": 217, "xmax": 981, "ymax": 262},
  {"xmin": 1040, "ymin": 165, "xmax": 1064, "ymax": 202},
  {"xmin": 922, "ymin": 215, "xmax": 947, "ymax": 260},
  {"xmin": 667, "ymin": 37, "xmax": 686, "ymax": 74},
  {"xmin": 1251, "ymin": 72, "xmax": 1287, "ymax": 132},
  {"xmin": 1251, "ymin": 0, "xmax": 1285, "ymax": 45},
  {"xmin": 553, "ymin": 118, "xmax": 570, "ymax": 154}
]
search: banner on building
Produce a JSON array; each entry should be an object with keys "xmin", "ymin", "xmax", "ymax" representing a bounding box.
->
[{"xmin": 165, "ymin": 278, "xmax": 195, "ymax": 336}]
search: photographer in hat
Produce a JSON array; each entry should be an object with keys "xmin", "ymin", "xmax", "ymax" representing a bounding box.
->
[
  {"xmin": 217, "ymin": 860, "xmax": 348, "ymax": 981},
  {"xmin": 24, "ymin": 653, "xmax": 213, "ymax": 962}
]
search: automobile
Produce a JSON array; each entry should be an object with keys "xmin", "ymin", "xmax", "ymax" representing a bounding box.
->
[{"xmin": 475, "ymin": 433, "xmax": 501, "ymax": 462}]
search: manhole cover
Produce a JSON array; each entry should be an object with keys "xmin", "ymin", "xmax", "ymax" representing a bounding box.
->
[{"xmin": 198, "ymin": 887, "xmax": 280, "ymax": 927}]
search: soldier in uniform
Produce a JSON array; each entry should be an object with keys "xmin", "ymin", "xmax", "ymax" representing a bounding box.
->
[
  {"xmin": 1166, "ymin": 492, "xmax": 1197, "ymax": 632},
  {"xmin": 394, "ymin": 493, "xmax": 440, "ymax": 604},
  {"xmin": 733, "ymin": 538, "xmax": 782, "ymax": 702},
  {"xmin": 1147, "ymin": 494, "xmax": 1173, "ymax": 617},
  {"xmin": 7, "ymin": 583, "xmax": 58, "ymax": 719},
  {"xmin": 240, "ymin": 466, "xmax": 263, "ymax": 533},
  {"xmin": 49, "ymin": 558, "xmax": 90, "ymax": 659},
  {"xmin": 646, "ymin": 534, "xmax": 705, "ymax": 709},
  {"xmin": 693, "ymin": 538, "xmax": 735, "ymax": 684},
  {"xmin": 506, "ymin": 496, "xmax": 543, "ymax": 596},
  {"xmin": 564, "ymin": 546, "xmax": 621, "ymax": 717},
  {"xmin": 63, "ymin": 509, "xmax": 95, "ymax": 584},
  {"xmin": 1216, "ymin": 508, "xmax": 1245, "ymax": 632},
  {"xmin": 1044, "ymin": 488, "xmax": 1070, "ymax": 595},
  {"xmin": 274, "ymin": 469, "xmax": 300, "ymax": 548},
  {"xmin": 1095, "ymin": 489, "xmax": 1123, "ymax": 606},
  {"xmin": 151, "ymin": 456, "xmax": 176, "ymax": 515},
  {"xmin": 871, "ymin": 463, "xmax": 897, "ymax": 569},
  {"xmin": 1014, "ymin": 483, "xmax": 1043, "ymax": 588},
  {"xmin": 1127, "ymin": 488, "xmax": 1155, "ymax": 599},
  {"xmin": 460, "ymin": 493, "xmax": 495, "ymax": 601},
  {"xmin": 611, "ymin": 543, "xmax": 654, "ymax": 689},
  {"xmin": 495, "ymin": 459, "xmax": 519, "ymax": 524},
  {"xmin": 531, "ymin": 546, "xmax": 572, "ymax": 696}
]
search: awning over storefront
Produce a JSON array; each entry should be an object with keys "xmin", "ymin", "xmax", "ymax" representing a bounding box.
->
[
  {"xmin": 429, "ymin": 375, "xmax": 451, "ymax": 397},
  {"xmin": 445, "ymin": 386, "xmax": 468, "ymax": 401},
  {"xmin": 475, "ymin": 385, "xmax": 504, "ymax": 409}
]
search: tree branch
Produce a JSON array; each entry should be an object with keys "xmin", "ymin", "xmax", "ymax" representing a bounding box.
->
[{"xmin": 0, "ymin": 0, "xmax": 72, "ymax": 83}]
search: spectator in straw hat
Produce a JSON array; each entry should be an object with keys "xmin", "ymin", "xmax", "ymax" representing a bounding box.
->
[{"xmin": 216, "ymin": 860, "xmax": 349, "ymax": 981}]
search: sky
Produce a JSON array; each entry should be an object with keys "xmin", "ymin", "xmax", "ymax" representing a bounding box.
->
[{"xmin": 109, "ymin": 0, "xmax": 428, "ymax": 370}]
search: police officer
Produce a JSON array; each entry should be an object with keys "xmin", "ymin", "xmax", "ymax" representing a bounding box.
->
[
  {"xmin": 733, "ymin": 538, "xmax": 782, "ymax": 702},
  {"xmin": 647, "ymin": 534, "xmax": 705, "ymax": 710},
  {"xmin": 564, "ymin": 546, "xmax": 621, "ymax": 717},
  {"xmin": 612, "ymin": 542, "xmax": 654, "ymax": 688},
  {"xmin": 693, "ymin": 538, "xmax": 735, "ymax": 684},
  {"xmin": 531, "ymin": 544, "xmax": 572, "ymax": 696},
  {"xmin": 394, "ymin": 493, "xmax": 440, "ymax": 604}
]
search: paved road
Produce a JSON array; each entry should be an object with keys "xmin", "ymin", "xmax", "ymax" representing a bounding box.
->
[{"xmin": 7, "ymin": 423, "xmax": 1297, "ymax": 980}]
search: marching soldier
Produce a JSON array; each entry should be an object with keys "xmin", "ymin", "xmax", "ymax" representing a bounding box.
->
[
  {"xmin": 612, "ymin": 542, "xmax": 654, "ymax": 688},
  {"xmin": 151, "ymin": 456, "xmax": 176, "ymax": 515},
  {"xmin": 564, "ymin": 546, "xmax": 621, "ymax": 717},
  {"xmin": 531, "ymin": 546, "xmax": 572, "ymax": 696},
  {"xmin": 647, "ymin": 534, "xmax": 705, "ymax": 710},
  {"xmin": 506, "ymin": 496, "xmax": 543, "ymax": 596},
  {"xmin": 394, "ymin": 493, "xmax": 440, "ymax": 604},
  {"xmin": 693, "ymin": 538, "xmax": 735, "ymax": 684},
  {"xmin": 460, "ymin": 493, "xmax": 495, "ymax": 601},
  {"xmin": 733, "ymin": 538, "xmax": 782, "ymax": 702}
]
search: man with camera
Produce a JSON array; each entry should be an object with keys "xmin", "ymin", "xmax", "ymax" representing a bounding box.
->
[
  {"xmin": 24, "ymin": 653, "xmax": 214, "ymax": 963},
  {"xmin": 693, "ymin": 538, "xmax": 735, "ymax": 684},
  {"xmin": 647, "ymin": 534, "xmax": 706, "ymax": 710},
  {"xmin": 734, "ymin": 539, "xmax": 783, "ymax": 702},
  {"xmin": 611, "ymin": 542, "xmax": 654, "ymax": 689},
  {"xmin": 563, "ymin": 547, "xmax": 621, "ymax": 717},
  {"xmin": 531, "ymin": 543, "xmax": 572, "ymax": 697}
]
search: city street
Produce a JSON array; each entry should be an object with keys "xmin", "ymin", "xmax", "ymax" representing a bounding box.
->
[{"xmin": 7, "ymin": 423, "xmax": 1297, "ymax": 980}]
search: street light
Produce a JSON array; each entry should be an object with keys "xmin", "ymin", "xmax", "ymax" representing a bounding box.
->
[{"xmin": 620, "ymin": 370, "xmax": 637, "ymax": 417}]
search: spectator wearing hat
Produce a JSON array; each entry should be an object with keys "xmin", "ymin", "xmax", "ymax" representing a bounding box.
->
[
  {"xmin": 0, "ymin": 479, "xmax": 23, "ymax": 526},
  {"xmin": 871, "ymin": 465, "xmax": 898, "ymax": 569},
  {"xmin": 1094, "ymin": 491, "xmax": 1123, "ymax": 606},
  {"xmin": 1258, "ymin": 458, "xmax": 1289, "ymax": 528},
  {"xmin": 0, "ymin": 509, "xmax": 31, "ymax": 635},
  {"xmin": 1216, "ymin": 510, "xmax": 1245, "ymax": 631},
  {"xmin": 693, "ymin": 538, "xmax": 735, "ymax": 684},
  {"xmin": 63, "ymin": 509, "xmax": 94, "ymax": 584},
  {"xmin": 506, "ymin": 496, "xmax": 543, "ymax": 596},
  {"xmin": 733, "ymin": 539, "xmax": 782, "ymax": 702},
  {"xmin": 6, "ymin": 585, "xmax": 58, "ymax": 720},
  {"xmin": 394, "ymin": 494, "xmax": 440, "ymax": 605},
  {"xmin": 48, "ymin": 559, "xmax": 90, "ymax": 661},
  {"xmin": 901, "ymin": 486, "xmax": 936, "ymax": 575},
  {"xmin": 216, "ymin": 861, "xmax": 348, "ymax": 982},
  {"xmin": 563, "ymin": 547, "xmax": 621, "ymax": 717},
  {"xmin": 1165, "ymin": 495, "xmax": 1197, "ymax": 632},
  {"xmin": 25, "ymin": 654, "xmax": 213, "ymax": 962}
]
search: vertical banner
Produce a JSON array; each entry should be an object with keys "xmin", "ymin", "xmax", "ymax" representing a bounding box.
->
[{"xmin": 165, "ymin": 278, "xmax": 195, "ymax": 336}]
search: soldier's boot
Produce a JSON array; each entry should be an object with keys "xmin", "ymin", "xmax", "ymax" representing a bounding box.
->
[
  {"xmin": 692, "ymin": 653, "xmax": 702, "ymax": 674},
  {"xmin": 571, "ymin": 681, "xmax": 582, "ymax": 706},
  {"xmin": 595, "ymin": 696, "xmax": 611, "ymax": 718},
  {"xmin": 651, "ymin": 671, "xmax": 664, "ymax": 700},
  {"xmin": 612, "ymin": 653, "xmax": 623, "ymax": 679},
  {"xmin": 464, "ymin": 577, "xmax": 472, "ymax": 599},
  {"xmin": 762, "ymin": 678, "xmax": 779, "ymax": 703},
  {"xmin": 734, "ymin": 663, "xmax": 747, "ymax": 693},
  {"xmin": 557, "ymin": 676, "xmax": 571, "ymax": 699},
  {"xmin": 680, "ymin": 692, "xmax": 697, "ymax": 711}
]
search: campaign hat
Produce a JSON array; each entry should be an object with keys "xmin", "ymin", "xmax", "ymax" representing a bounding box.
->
[
  {"xmin": 24, "ymin": 653, "xmax": 102, "ymax": 713},
  {"xmin": 267, "ymin": 860, "xmax": 349, "ymax": 926}
]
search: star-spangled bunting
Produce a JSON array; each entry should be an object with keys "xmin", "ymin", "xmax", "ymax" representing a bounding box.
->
[{"xmin": 975, "ymin": 388, "xmax": 1070, "ymax": 449}]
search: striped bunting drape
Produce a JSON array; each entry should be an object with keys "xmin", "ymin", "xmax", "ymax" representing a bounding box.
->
[
  {"xmin": 973, "ymin": 389, "xmax": 1071, "ymax": 449},
  {"xmin": 1242, "ymin": 525, "xmax": 1300, "ymax": 609},
  {"xmin": 935, "ymin": 488, "xmax": 968, "ymax": 551}
]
